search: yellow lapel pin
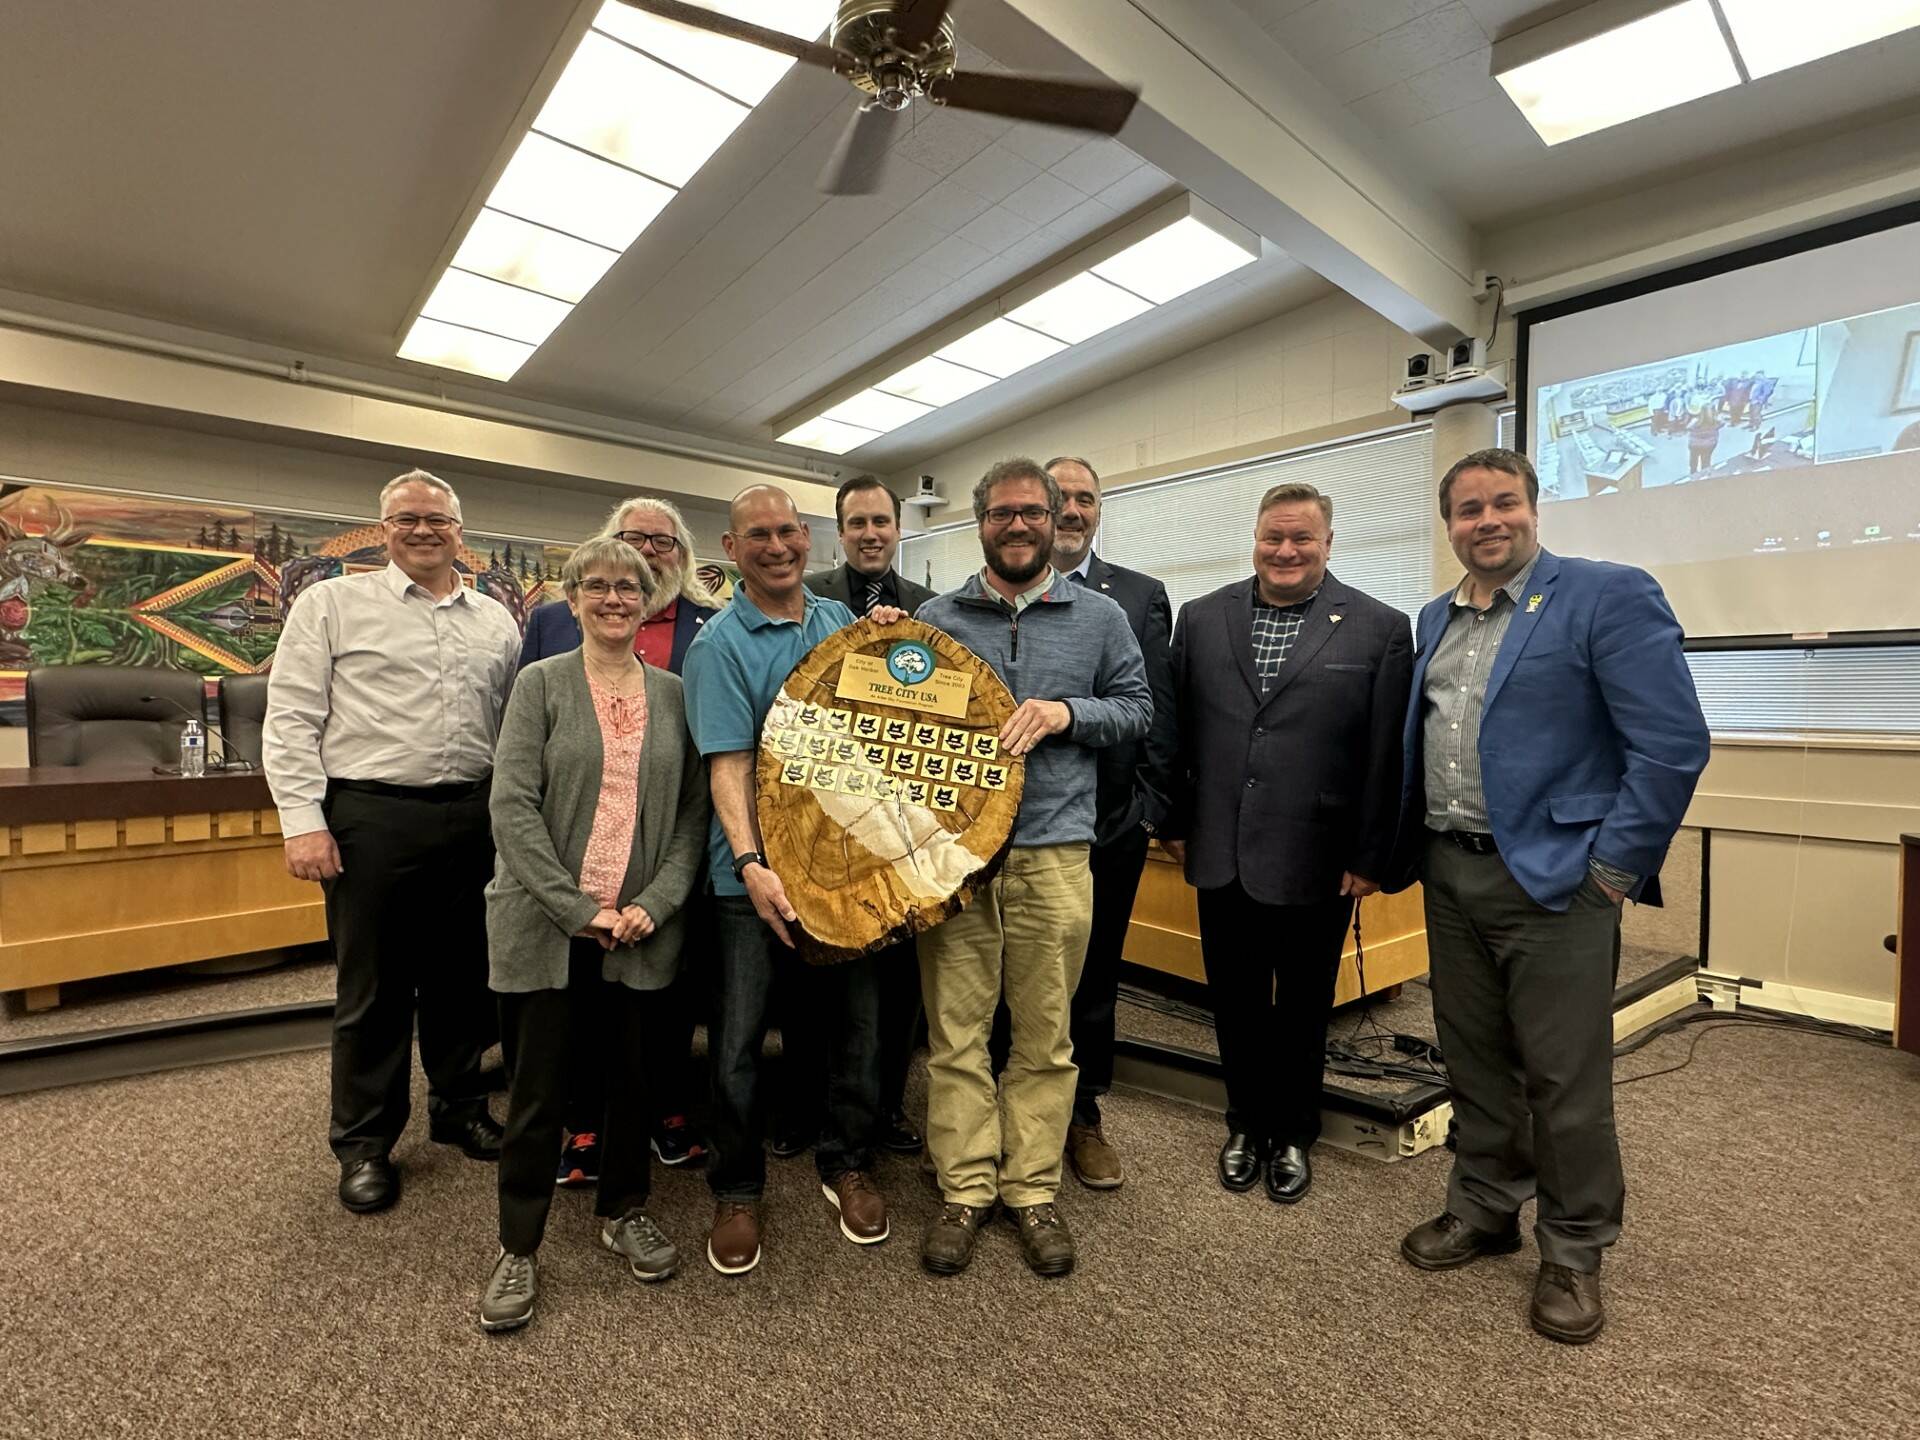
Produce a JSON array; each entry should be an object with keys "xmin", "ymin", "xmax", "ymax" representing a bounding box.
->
[{"xmin": 1526, "ymin": 593, "xmax": 1543, "ymax": 613}]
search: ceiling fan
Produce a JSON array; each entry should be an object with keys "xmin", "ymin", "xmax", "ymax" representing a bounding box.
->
[{"xmin": 614, "ymin": 0, "xmax": 1140, "ymax": 195}]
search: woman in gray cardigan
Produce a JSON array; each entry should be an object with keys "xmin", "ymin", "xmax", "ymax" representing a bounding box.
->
[{"xmin": 480, "ymin": 536, "xmax": 710, "ymax": 1334}]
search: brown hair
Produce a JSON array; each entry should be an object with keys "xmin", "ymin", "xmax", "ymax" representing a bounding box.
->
[
  {"xmin": 834, "ymin": 474, "xmax": 901, "ymax": 528},
  {"xmin": 1438, "ymin": 447, "xmax": 1538, "ymax": 519},
  {"xmin": 1257, "ymin": 481, "xmax": 1332, "ymax": 528}
]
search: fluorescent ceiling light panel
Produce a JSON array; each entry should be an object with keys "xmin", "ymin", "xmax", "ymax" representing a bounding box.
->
[
  {"xmin": 397, "ymin": 317, "xmax": 536, "ymax": 383},
  {"xmin": 1090, "ymin": 215, "xmax": 1259, "ymax": 303},
  {"xmin": 1005, "ymin": 271, "xmax": 1156, "ymax": 344},
  {"xmin": 1494, "ymin": 1, "xmax": 1740, "ymax": 146},
  {"xmin": 873, "ymin": 355, "xmax": 999, "ymax": 407},
  {"xmin": 419, "ymin": 268, "xmax": 574, "ymax": 347},
  {"xmin": 590, "ymin": 0, "xmax": 836, "ymax": 106},
  {"xmin": 535, "ymin": 30, "xmax": 750, "ymax": 188},
  {"xmin": 934, "ymin": 319, "xmax": 1069, "ymax": 378},
  {"xmin": 821, "ymin": 389, "xmax": 936, "ymax": 433},
  {"xmin": 450, "ymin": 209, "xmax": 621, "ymax": 304},
  {"xmin": 776, "ymin": 417, "xmax": 882, "ymax": 455},
  {"xmin": 1717, "ymin": 0, "xmax": 1920, "ymax": 77},
  {"xmin": 489, "ymin": 132, "xmax": 677, "ymax": 251}
]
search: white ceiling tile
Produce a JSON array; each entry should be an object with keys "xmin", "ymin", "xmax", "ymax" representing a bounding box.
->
[
  {"xmin": 1041, "ymin": 196, "xmax": 1123, "ymax": 249},
  {"xmin": 1319, "ymin": 4, "xmax": 1489, "ymax": 104},
  {"xmin": 956, "ymin": 205, "xmax": 1037, "ymax": 254},
  {"xmin": 888, "ymin": 109, "xmax": 998, "ymax": 176},
  {"xmin": 948, "ymin": 143, "xmax": 1044, "ymax": 203},
  {"xmin": 1348, "ymin": 81, "xmax": 1443, "ymax": 133},
  {"xmin": 1048, "ymin": 139, "xmax": 1143, "ymax": 197},
  {"xmin": 999, "ymin": 123, "xmax": 1086, "ymax": 171},
  {"xmin": 999, "ymin": 171, "xmax": 1084, "ymax": 226},
  {"xmin": 912, "ymin": 232, "xmax": 998, "ymax": 281},
  {"xmin": 1093, "ymin": 165, "xmax": 1178, "ymax": 217},
  {"xmin": 1404, "ymin": 47, "xmax": 1499, "ymax": 116},
  {"xmin": 907, "ymin": 179, "xmax": 994, "ymax": 235}
]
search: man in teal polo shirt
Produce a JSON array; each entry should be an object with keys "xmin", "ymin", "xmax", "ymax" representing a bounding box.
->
[{"xmin": 682, "ymin": 483, "xmax": 903, "ymax": 1276}]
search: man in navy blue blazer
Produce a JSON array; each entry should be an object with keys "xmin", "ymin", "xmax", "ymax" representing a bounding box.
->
[
  {"xmin": 1393, "ymin": 447, "xmax": 1709, "ymax": 1346},
  {"xmin": 519, "ymin": 495, "xmax": 721, "ymax": 1184}
]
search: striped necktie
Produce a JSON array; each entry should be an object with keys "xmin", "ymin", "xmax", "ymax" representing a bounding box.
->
[{"xmin": 863, "ymin": 577, "xmax": 885, "ymax": 615}]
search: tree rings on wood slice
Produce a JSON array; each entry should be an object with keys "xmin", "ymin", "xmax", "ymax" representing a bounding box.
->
[{"xmin": 756, "ymin": 616, "xmax": 1025, "ymax": 964}]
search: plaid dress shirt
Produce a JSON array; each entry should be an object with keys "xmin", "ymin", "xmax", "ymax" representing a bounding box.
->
[{"xmin": 1250, "ymin": 588, "xmax": 1319, "ymax": 693}]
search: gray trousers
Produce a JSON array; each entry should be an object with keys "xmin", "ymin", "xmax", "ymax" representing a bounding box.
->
[{"xmin": 1422, "ymin": 833, "xmax": 1624, "ymax": 1272}]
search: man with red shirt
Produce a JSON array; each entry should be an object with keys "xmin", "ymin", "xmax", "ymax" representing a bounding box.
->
[{"xmin": 520, "ymin": 496, "xmax": 721, "ymax": 1181}]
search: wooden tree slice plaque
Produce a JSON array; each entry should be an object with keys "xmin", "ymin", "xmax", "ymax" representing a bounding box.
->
[{"xmin": 756, "ymin": 616, "xmax": 1026, "ymax": 965}]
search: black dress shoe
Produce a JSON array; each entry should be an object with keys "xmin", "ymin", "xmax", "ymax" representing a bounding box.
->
[
  {"xmin": 430, "ymin": 1109, "xmax": 505, "ymax": 1162},
  {"xmin": 878, "ymin": 1110, "xmax": 924, "ymax": 1154},
  {"xmin": 339, "ymin": 1157, "xmax": 399, "ymax": 1213},
  {"xmin": 1531, "ymin": 1262, "xmax": 1605, "ymax": 1344},
  {"xmin": 769, "ymin": 1117, "xmax": 817, "ymax": 1159},
  {"xmin": 1217, "ymin": 1132, "xmax": 1263, "ymax": 1192},
  {"xmin": 1265, "ymin": 1144, "xmax": 1311, "ymax": 1204}
]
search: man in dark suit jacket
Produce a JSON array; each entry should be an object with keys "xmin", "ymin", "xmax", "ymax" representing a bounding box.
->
[
  {"xmin": 795, "ymin": 475, "xmax": 935, "ymax": 1155},
  {"xmin": 1042, "ymin": 455, "xmax": 1177, "ymax": 1190},
  {"xmin": 1164, "ymin": 481, "xmax": 1412, "ymax": 1206},
  {"xmin": 517, "ymin": 495, "xmax": 720, "ymax": 1181},
  {"xmin": 1392, "ymin": 448, "xmax": 1708, "ymax": 1345}
]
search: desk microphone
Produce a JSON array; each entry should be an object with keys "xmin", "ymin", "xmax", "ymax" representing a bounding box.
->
[{"xmin": 140, "ymin": 693, "xmax": 256, "ymax": 772}]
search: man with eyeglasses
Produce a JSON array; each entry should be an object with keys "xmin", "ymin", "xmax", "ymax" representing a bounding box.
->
[
  {"xmin": 519, "ymin": 497, "xmax": 722, "ymax": 1183},
  {"xmin": 682, "ymin": 484, "xmax": 908, "ymax": 1276},
  {"xmin": 794, "ymin": 475, "xmax": 937, "ymax": 1159},
  {"xmin": 913, "ymin": 458, "xmax": 1150, "ymax": 1278},
  {"xmin": 265, "ymin": 469, "xmax": 522, "ymax": 1215}
]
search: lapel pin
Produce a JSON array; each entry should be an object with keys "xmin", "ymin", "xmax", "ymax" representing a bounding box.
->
[
  {"xmin": 1526, "ymin": 593, "xmax": 1543, "ymax": 613},
  {"xmin": 1329, "ymin": 614, "xmax": 1342, "ymax": 624},
  {"xmin": 1100, "ymin": 581, "xmax": 1110, "ymax": 590}
]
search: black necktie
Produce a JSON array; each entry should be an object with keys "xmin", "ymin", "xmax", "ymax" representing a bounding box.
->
[
  {"xmin": 1069, "ymin": 570, "xmax": 1087, "ymax": 586},
  {"xmin": 863, "ymin": 578, "xmax": 885, "ymax": 615}
]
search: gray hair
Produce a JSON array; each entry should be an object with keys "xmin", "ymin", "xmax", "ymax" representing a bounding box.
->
[
  {"xmin": 598, "ymin": 493, "xmax": 718, "ymax": 608},
  {"xmin": 561, "ymin": 536, "xmax": 665, "ymax": 615},
  {"xmin": 1257, "ymin": 481, "xmax": 1332, "ymax": 529},
  {"xmin": 1438, "ymin": 447, "xmax": 1538, "ymax": 519},
  {"xmin": 971, "ymin": 457, "xmax": 1060, "ymax": 523},
  {"xmin": 1044, "ymin": 456, "xmax": 1100, "ymax": 488},
  {"xmin": 380, "ymin": 468, "xmax": 462, "ymax": 521}
]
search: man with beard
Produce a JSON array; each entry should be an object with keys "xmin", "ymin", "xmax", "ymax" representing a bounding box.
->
[
  {"xmin": 265, "ymin": 469, "xmax": 521, "ymax": 1214},
  {"xmin": 796, "ymin": 476, "xmax": 937, "ymax": 1157},
  {"xmin": 913, "ymin": 458, "xmax": 1151, "ymax": 1278}
]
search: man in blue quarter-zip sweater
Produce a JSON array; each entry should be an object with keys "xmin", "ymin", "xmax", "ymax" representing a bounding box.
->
[{"xmin": 913, "ymin": 457, "xmax": 1150, "ymax": 1280}]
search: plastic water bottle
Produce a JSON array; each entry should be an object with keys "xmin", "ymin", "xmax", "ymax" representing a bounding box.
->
[{"xmin": 180, "ymin": 720, "xmax": 207, "ymax": 777}]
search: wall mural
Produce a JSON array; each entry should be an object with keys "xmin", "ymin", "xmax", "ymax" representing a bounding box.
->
[{"xmin": 0, "ymin": 480, "xmax": 580, "ymax": 727}]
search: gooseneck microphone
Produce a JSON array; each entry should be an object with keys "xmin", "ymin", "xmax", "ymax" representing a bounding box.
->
[{"xmin": 140, "ymin": 693, "xmax": 256, "ymax": 771}]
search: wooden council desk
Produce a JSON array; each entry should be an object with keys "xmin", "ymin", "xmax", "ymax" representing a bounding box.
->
[
  {"xmin": 0, "ymin": 766, "xmax": 326, "ymax": 1011},
  {"xmin": 1126, "ymin": 845, "xmax": 1430, "ymax": 1003}
]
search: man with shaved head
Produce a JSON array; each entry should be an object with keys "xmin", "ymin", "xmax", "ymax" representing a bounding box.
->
[{"xmin": 682, "ymin": 483, "xmax": 906, "ymax": 1276}]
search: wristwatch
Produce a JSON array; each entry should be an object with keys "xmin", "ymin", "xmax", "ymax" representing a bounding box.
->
[{"xmin": 730, "ymin": 850, "xmax": 768, "ymax": 881}]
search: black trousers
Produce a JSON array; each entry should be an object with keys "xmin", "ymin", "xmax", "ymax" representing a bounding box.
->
[
  {"xmin": 1066, "ymin": 826, "xmax": 1151, "ymax": 1126},
  {"xmin": 321, "ymin": 780, "xmax": 497, "ymax": 1164},
  {"xmin": 562, "ymin": 887, "xmax": 713, "ymax": 1135},
  {"xmin": 497, "ymin": 943, "xmax": 654, "ymax": 1255},
  {"xmin": 1421, "ymin": 834, "xmax": 1624, "ymax": 1272},
  {"xmin": 1196, "ymin": 880, "xmax": 1353, "ymax": 1151},
  {"xmin": 780, "ymin": 935, "xmax": 920, "ymax": 1129}
]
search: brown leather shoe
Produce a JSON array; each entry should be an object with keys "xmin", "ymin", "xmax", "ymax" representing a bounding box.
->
[
  {"xmin": 822, "ymin": 1171, "xmax": 890, "ymax": 1245},
  {"xmin": 1531, "ymin": 1262, "xmax": 1605, "ymax": 1344},
  {"xmin": 706, "ymin": 1201, "xmax": 761, "ymax": 1276},
  {"xmin": 1007, "ymin": 1202, "xmax": 1076, "ymax": 1277},
  {"xmin": 1400, "ymin": 1211, "xmax": 1522, "ymax": 1271},
  {"xmin": 921, "ymin": 1201, "xmax": 993, "ymax": 1275},
  {"xmin": 1066, "ymin": 1123, "xmax": 1124, "ymax": 1190}
]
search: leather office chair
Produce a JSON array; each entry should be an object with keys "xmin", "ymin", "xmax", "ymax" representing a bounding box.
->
[
  {"xmin": 217, "ymin": 673, "xmax": 271, "ymax": 769},
  {"xmin": 25, "ymin": 665, "xmax": 206, "ymax": 768}
]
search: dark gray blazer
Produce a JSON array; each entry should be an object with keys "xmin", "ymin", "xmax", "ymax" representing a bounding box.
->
[
  {"xmin": 486, "ymin": 651, "xmax": 710, "ymax": 993},
  {"xmin": 1168, "ymin": 573, "xmax": 1413, "ymax": 906},
  {"xmin": 806, "ymin": 561, "xmax": 936, "ymax": 617},
  {"xmin": 1079, "ymin": 553, "xmax": 1178, "ymax": 846}
]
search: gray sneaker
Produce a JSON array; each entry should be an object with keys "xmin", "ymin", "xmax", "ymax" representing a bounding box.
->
[
  {"xmin": 480, "ymin": 1249, "xmax": 537, "ymax": 1332},
  {"xmin": 601, "ymin": 1207, "xmax": 679, "ymax": 1281}
]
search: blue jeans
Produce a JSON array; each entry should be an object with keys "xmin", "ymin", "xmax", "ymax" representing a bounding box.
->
[{"xmin": 707, "ymin": 896, "xmax": 880, "ymax": 1201}]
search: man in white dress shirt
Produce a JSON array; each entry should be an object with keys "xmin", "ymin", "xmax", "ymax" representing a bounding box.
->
[{"xmin": 265, "ymin": 469, "xmax": 522, "ymax": 1214}]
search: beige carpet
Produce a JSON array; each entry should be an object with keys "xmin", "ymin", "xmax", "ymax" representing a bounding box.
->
[{"xmin": 5, "ymin": 1003, "xmax": 1918, "ymax": 1440}]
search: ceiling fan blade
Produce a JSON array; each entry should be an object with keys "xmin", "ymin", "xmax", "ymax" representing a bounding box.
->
[
  {"xmin": 818, "ymin": 105, "xmax": 901, "ymax": 195},
  {"xmin": 889, "ymin": 0, "xmax": 954, "ymax": 53},
  {"xmin": 931, "ymin": 71, "xmax": 1139, "ymax": 134},
  {"xmin": 612, "ymin": 0, "xmax": 841, "ymax": 68}
]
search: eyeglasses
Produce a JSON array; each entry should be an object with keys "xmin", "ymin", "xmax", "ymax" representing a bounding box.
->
[
  {"xmin": 983, "ymin": 505, "xmax": 1054, "ymax": 528},
  {"xmin": 383, "ymin": 513, "xmax": 458, "ymax": 532},
  {"xmin": 740, "ymin": 525, "xmax": 804, "ymax": 546},
  {"xmin": 614, "ymin": 529, "xmax": 679, "ymax": 554},
  {"xmin": 577, "ymin": 578, "xmax": 646, "ymax": 600}
]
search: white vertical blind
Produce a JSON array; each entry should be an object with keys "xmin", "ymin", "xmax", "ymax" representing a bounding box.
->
[{"xmin": 1686, "ymin": 648, "xmax": 1920, "ymax": 733}]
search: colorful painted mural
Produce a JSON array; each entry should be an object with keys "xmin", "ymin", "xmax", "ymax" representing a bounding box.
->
[{"xmin": 0, "ymin": 480, "xmax": 577, "ymax": 724}]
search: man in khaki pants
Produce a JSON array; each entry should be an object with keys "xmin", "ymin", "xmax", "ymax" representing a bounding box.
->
[{"xmin": 913, "ymin": 459, "xmax": 1151, "ymax": 1278}]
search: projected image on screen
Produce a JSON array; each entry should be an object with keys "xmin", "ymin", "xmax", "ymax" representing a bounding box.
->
[
  {"xmin": 1534, "ymin": 329, "xmax": 1816, "ymax": 500},
  {"xmin": 1521, "ymin": 213, "xmax": 1920, "ymax": 638}
]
